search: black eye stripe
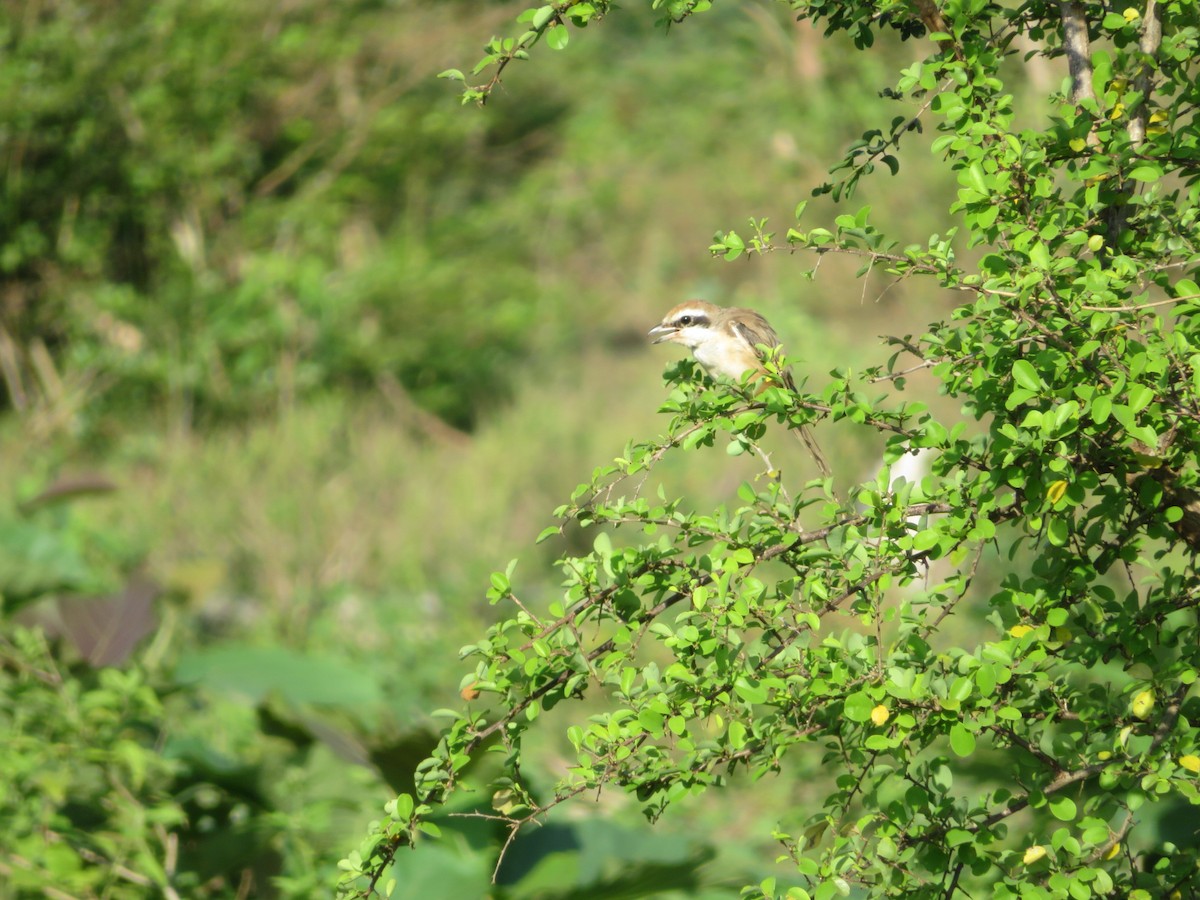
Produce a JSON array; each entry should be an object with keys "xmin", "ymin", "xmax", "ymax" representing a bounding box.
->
[{"xmin": 675, "ymin": 313, "xmax": 709, "ymax": 327}]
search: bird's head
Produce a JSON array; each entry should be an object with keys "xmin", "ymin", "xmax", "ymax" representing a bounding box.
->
[{"xmin": 647, "ymin": 300, "xmax": 723, "ymax": 352}]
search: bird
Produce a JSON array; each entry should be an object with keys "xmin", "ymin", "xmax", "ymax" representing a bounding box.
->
[{"xmin": 648, "ymin": 300, "xmax": 831, "ymax": 478}]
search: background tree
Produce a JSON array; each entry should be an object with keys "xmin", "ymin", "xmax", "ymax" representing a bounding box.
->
[{"xmin": 340, "ymin": 1, "xmax": 1200, "ymax": 898}]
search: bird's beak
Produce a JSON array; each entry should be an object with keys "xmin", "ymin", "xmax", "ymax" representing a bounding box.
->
[{"xmin": 647, "ymin": 323, "xmax": 676, "ymax": 345}]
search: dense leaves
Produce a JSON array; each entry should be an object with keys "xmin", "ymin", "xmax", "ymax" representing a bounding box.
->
[{"xmin": 342, "ymin": 1, "xmax": 1200, "ymax": 898}]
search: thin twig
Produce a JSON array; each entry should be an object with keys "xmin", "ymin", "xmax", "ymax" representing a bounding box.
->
[
  {"xmin": 1087, "ymin": 807, "xmax": 1134, "ymax": 864},
  {"xmin": 1078, "ymin": 293, "xmax": 1200, "ymax": 312}
]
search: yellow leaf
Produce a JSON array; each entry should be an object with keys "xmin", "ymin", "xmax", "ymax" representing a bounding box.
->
[
  {"xmin": 1105, "ymin": 842, "xmax": 1122, "ymax": 860},
  {"xmin": 1009, "ymin": 624, "xmax": 1034, "ymax": 638},
  {"xmin": 492, "ymin": 788, "xmax": 527, "ymax": 816},
  {"xmin": 1069, "ymin": 137, "xmax": 1086, "ymax": 153},
  {"xmin": 1180, "ymin": 754, "xmax": 1200, "ymax": 773},
  {"xmin": 1149, "ymin": 110, "xmax": 1169, "ymax": 124},
  {"xmin": 1123, "ymin": 6, "xmax": 1140, "ymax": 21},
  {"xmin": 1110, "ymin": 102, "xmax": 1126, "ymax": 120},
  {"xmin": 1047, "ymin": 480, "xmax": 1068, "ymax": 504},
  {"xmin": 1131, "ymin": 690, "xmax": 1155, "ymax": 720},
  {"xmin": 1023, "ymin": 845, "xmax": 1047, "ymax": 865},
  {"xmin": 871, "ymin": 704, "xmax": 890, "ymax": 726}
]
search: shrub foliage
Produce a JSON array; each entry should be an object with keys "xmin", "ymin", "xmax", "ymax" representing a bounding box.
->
[{"xmin": 342, "ymin": 1, "xmax": 1200, "ymax": 898}]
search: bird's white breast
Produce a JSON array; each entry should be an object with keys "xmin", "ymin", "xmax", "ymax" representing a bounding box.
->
[{"xmin": 694, "ymin": 337, "xmax": 761, "ymax": 383}]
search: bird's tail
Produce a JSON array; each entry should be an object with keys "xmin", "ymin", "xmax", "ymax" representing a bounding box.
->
[{"xmin": 793, "ymin": 424, "xmax": 831, "ymax": 479}]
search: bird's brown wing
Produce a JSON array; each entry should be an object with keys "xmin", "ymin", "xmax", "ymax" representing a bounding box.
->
[
  {"xmin": 731, "ymin": 311, "xmax": 827, "ymax": 477},
  {"xmin": 730, "ymin": 312, "xmax": 796, "ymax": 391}
]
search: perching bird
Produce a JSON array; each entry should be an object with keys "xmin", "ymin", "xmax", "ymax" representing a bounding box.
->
[{"xmin": 648, "ymin": 300, "xmax": 831, "ymax": 478}]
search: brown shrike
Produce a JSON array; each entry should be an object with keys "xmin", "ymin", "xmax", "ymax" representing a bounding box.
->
[{"xmin": 649, "ymin": 300, "xmax": 831, "ymax": 478}]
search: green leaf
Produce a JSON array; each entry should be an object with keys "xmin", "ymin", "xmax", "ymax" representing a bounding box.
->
[
  {"xmin": 843, "ymin": 691, "xmax": 874, "ymax": 722},
  {"xmin": 946, "ymin": 828, "xmax": 974, "ymax": 847},
  {"xmin": 637, "ymin": 708, "xmax": 664, "ymax": 735},
  {"xmin": 1046, "ymin": 516, "xmax": 1069, "ymax": 546},
  {"xmin": 949, "ymin": 723, "xmax": 976, "ymax": 757},
  {"xmin": 1049, "ymin": 796, "xmax": 1077, "ymax": 821},
  {"xmin": 1011, "ymin": 359, "xmax": 1044, "ymax": 392},
  {"xmin": 1128, "ymin": 164, "xmax": 1161, "ymax": 182},
  {"xmin": 1127, "ymin": 383, "xmax": 1153, "ymax": 413},
  {"xmin": 391, "ymin": 794, "xmax": 414, "ymax": 822},
  {"xmin": 1029, "ymin": 241, "xmax": 1051, "ymax": 269},
  {"xmin": 734, "ymin": 677, "xmax": 769, "ymax": 705},
  {"xmin": 546, "ymin": 23, "xmax": 569, "ymax": 49},
  {"xmin": 1175, "ymin": 278, "xmax": 1200, "ymax": 299}
]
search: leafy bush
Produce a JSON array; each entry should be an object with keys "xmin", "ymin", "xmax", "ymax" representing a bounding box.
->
[{"xmin": 341, "ymin": 2, "xmax": 1200, "ymax": 898}]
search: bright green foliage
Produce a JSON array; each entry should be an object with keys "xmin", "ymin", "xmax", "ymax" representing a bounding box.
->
[{"xmin": 343, "ymin": 1, "xmax": 1200, "ymax": 898}]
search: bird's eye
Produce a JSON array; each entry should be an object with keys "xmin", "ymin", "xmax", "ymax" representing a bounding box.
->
[{"xmin": 679, "ymin": 316, "xmax": 692, "ymax": 326}]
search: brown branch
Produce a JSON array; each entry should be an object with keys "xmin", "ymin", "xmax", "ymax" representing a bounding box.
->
[
  {"xmin": 1059, "ymin": 3, "xmax": 1096, "ymax": 106},
  {"xmin": 912, "ymin": 0, "xmax": 964, "ymax": 60},
  {"xmin": 943, "ymin": 859, "xmax": 966, "ymax": 899},
  {"xmin": 1128, "ymin": 0, "xmax": 1163, "ymax": 147}
]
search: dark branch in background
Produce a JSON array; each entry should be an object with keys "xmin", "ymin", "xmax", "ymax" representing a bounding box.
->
[
  {"xmin": 1128, "ymin": 0, "xmax": 1163, "ymax": 146},
  {"xmin": 1105, "ymin": 0, "xmax": 1165, "ymax": 244},
  {"xmin": 1059, "ymin": 2, "xmax": 1096, "ymax": 107}
]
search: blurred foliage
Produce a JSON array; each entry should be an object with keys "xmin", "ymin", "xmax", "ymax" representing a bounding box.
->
[
  {"xmin": 1, "ymin": 0, "xmax": 937, "ymax": 894},
  {"xmin": 1, "ymin": 0, "xmax": 571, "ymax": 430},
  {"xmin": 1, "ymin": 630, "xmax": 184, "ymax": 896}
]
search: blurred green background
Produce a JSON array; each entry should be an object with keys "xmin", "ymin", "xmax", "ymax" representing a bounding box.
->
[{"xmin": 0, "ymin": 0, "xmax": 1021, "ymax": 895}]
